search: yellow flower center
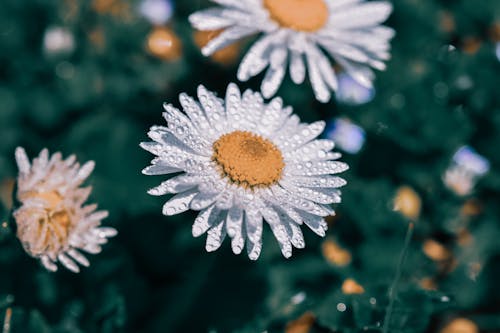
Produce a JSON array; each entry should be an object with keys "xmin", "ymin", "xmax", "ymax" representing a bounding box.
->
[
  {"xmin": 17, "ymin": 190, "xmax": 73, "ymax": 256},
  {"xmin": 212, "ymin": 131, "xmax": 284, "ymax": 188},
  {"xmin": 263, "ymin": 0, "xmax": 329, "ymax": 32}
]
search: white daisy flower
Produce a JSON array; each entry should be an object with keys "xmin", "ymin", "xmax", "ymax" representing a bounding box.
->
[
  {"xmin": 141, "ymin": 83, "xmax": 348, "ymax": 259},
  {"xmin": 13, "ymin": 147, "xmax": 117, "ymax": 273},
  {"xmin": 189, "ymin": 0, "xmax": 395, "ymax": 103}
]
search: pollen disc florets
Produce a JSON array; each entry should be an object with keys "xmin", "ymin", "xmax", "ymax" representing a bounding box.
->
[
  {"xmin": 212, "ymin": 130, "xmax": 284, "ymax": 188},
  {"xmin": 263, "ymin": 0, "xmax": 329, "ymax": 32}
]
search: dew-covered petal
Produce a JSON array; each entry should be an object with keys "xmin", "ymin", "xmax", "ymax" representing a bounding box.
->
[
  {"xmin": 147, "ymin": 174, "xmax": 201, "ymax": 196},
  {"xmin": 280, "ymin": 180, "xmax": 340, "ymax": 204},
  {"xmin": 162, "ymin": 189, "xmax": 198, "ymax": 216},
  {"xmin": 245, "ymin": 209, "xmax": 263, "ymax": 244},
  {"xmin": 262, "ymin": 207, "xmax": 292, "ymax": 258},
  {"xmin": 206, "ymin": 219, "xmax": 227, "ymax": 252},
  {"xmin": 197, "ymin": 85, "xmax": 226, "ymax": 132},
  {"xmin": 277, "ymin": 121, "xmax": 325, "ymax": 152},
  {"xmin": 192, "ymin": 205, "xmax": 218, "ymax": 237},
  {"xmin": 179, "ymin": 93, "xmax": 211, "ymax": 133},
  {"xmin": 226, "ymin": 205, "xmax": 243, "ymax": 238},
  {"xmin": 191, "ymin": 191, "xmax": 220, "ymax": 210},
  {"xmin": 286, "ymin": 160, "xmax": 349, "ymax": 176},
  {"xmin": 267, "ymin": 186, "xmax": 331, "ymax": 217},
  {"xmin": 288, "ymin": 175, "xmax": 347, "ymax": 189},
  {"xmin": 298, "ymin": 211, "xmax": 328, "ymax": 237}
]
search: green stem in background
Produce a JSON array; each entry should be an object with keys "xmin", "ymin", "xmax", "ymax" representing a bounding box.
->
[{"xmin": 382, "ymin": 222, "xmax": 414, "ymax": 333}]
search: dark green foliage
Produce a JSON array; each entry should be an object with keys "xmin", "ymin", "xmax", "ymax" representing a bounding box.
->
[{"xmin": 0, "ymin": 0, "xmax": 499, "ymax": 332}]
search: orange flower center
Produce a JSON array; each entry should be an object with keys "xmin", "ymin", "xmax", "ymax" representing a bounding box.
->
[
  {"xmin": 263, "ymin": 0, "xmax": 329, "ymax": 32},
  {"xmin": 212, "ymin": 131, "xmax": 284, "ymax": 188},
  {"xmin": 17, "ymin": 190, "xmax": 73, "ymax": 256}
]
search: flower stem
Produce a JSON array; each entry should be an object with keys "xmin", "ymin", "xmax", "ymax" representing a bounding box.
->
[{"xmin": 382, "ymin": 222, "xmax": 414, "ymax": 333}]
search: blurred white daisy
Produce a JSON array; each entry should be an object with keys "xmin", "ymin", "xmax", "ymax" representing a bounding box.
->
[
  {"xmin": 141, "ymin": 83, "xmax": 348, "ymax": 259},
  {"xmin": 13, "ymin": 147, "xmax": 117, "ymax": 273},
  {"xmin": 189, "ymin": 0, "xmax": 394, "ymax": 102}
]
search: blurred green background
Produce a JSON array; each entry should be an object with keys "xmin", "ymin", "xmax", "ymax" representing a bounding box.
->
[{"xmin": 1, "ymin": 0, "xmax": 500, "ymax": 332}]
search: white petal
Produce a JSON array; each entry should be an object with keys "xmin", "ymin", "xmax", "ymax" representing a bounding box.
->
[
  {"xmin": 58, "ymin": 253, "xmax": 80, "ymax": 273},
  {"xmin": 290, "ymin": 51, "xmax": 306, "ymax": 84},
  {"xmin": 334, "ymin": 57, "xmax": 374, "ymax": 88},
  {"xmin": 262, "ymin": 207, "xmax": 292, "ymax": 258},
  {"xmin": 225, "ymin": 82, "xmax": 243, "ymax": 126},
  {"xmin": 202, "ymin": 25, "xmax": 258, "ymax": 56},
  {"xmin": 237, "ymin": 31, "xmax": 286, "ymax": 81},
  {"xmin": 190, "ymin": 191, "xmax": 220, "ymax": 210},
  {"xmin": 211, "ymin": 0, "xmax": 254, "ymax": 9},
  {"xmin": 73, "ymin": 161, "xmax": 95, "ymax": 186},
  {"xmin": 260, "ymin": 47, "xmax": 287, "ymax": 98},
  {"xmin": 287, "ymin": 221, "xmax": 305, "ymax": 249},
  {"xmin": 286, "ymin": 161, "xmax": 349, "ymax": 176},
  {"xmin": 197, "ymin": 85, "xmax": 226, "ymax": 130},
  {"xmin": 179, "ymin": 93, "xmax": 210, "ymax": 133},
  {"xmin": 231, "ymin": 234, "xmax": 245, "ymax": 255},
  {"xmin": 189, "ymin": 8, "xmax": 235, "ymax": 30},
  {"xmin": 216, "ymin": 191, "xmax": 234, "ymax": 210},
  {"xmin": 142, "ymin": 163, "xmax": 182, "ymax": 176},
  {"xmin": 279, "ymin": 121, "xmax": 325, "ymax": 152},
  {"xmin": 306, "ymin": 51, "xmax": 331, "ymax": 102},
  {"xmin": 244, "ymin": 209, "xmax": 263, "ymax": 244},
  {"xmin": 147, "ymin": 174, "xmax": 200, "ymax": 196},
  {"xmin": 226, "ymin": 205, "xmax": 243, "ymax": 238},
  {"xmin": 206, "ymin": 219, "xmax": 226, "ymax": 252},
  {"xmin": 289, "ymin": 175, "xmax": 347, "ymax": 189},
  {"xmin": 81, "ymin": 243, "xmax": 102, "ymax": 254},
  {"xmin": 309, "ymin": 46, "xmax": 338, "ymax": 91},
  {"xmin": 162, "ymin": 189, "xmax": 198, "ymax": 216},
  {"xmin": 41, "ymin": 255, "xmax": 58, "ymax": 272},
  {"xmin": 280, "ymin": 180, "xmax": 340, "ymax": 204},
  {"xmin": 162, "ymin": 104, "xmax": 211, "ymax": 154},
  {"xmin": 96, "ymin": 227, "xmax": 118, "ymax": 238},
  {"xmin": 86, "ymin": 210, "xmax": 109, "ymax": 222},
  {"xmin": 15, "ymin": 147, "xmax": 31, "ymax": 174},
  {"xmin": 329, "ymin": 2, "xmax": 393, "ymax": 29},
  {"xmin": 268, "ymin": 186, "xmax": 330, "ymax": 217},
  {"xmin": 283, "ymin": 139, "xmax": 335, "ymax": 162},
  {"xmin": 298, "ymin": 211, "xmax": 328, "ymax": 237},
  {"xmin": 192, "ymin": 205, "xmax": 218, "ymax": 237},
  {"xmin": 67, "ymin": 249, "xmax": 90, "ymax": 267},
  {"xmin": 320, "ymin": 39, "xmax": 370, "ymax": 64},
  {"xmin": 327, "ymin": 0, "xmax": 362, "ymax": 10}
]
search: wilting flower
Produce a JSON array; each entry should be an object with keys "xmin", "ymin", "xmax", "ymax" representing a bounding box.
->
[
  {"xmin": 13, "ymin": 147, "xmax": 117, "ymax": 273},
  {"xmin": 142, "ymin": 83, "xmax": 348, "ymax": 259},
  {"xmin": 189, "ymin": 0, "xmax": 394, "ymax": 102}
]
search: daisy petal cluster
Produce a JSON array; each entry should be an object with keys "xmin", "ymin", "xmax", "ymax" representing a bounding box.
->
[
  {"xmin": 13, "ymin": 147, "xmax": 117, "ymax": 273},
  {"xmin": 141, "ymin": 83, "xmax": 348, "ymax": 259},
  {"xmin": 189, "ymin": 0, "xmax": 394, "ymax": 102}
]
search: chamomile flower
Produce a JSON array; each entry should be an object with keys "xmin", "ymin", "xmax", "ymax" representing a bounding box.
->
[
  {"xmin": 13, "ymin": 147, "xmax": 117, "ymax": 273},
  {"xmin": 141, "ymin": 83, "xmax": 348, "ymax": 259},
  {"xmin": 189, "ymin": 0, "xmax": 394, "ymax": 102}
]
